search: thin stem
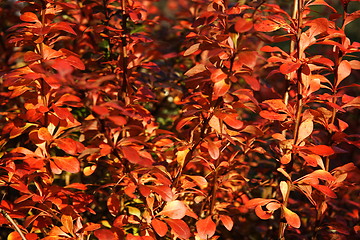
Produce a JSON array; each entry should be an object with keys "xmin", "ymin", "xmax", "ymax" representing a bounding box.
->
[
  {"xmin": 120, "ymin": 0, "xmax": 129, "ymax": 102},
  {"xmin": 0, "ymin": 208, "xmax": 27, "ymax": 240},
  {"xmin": 278, "ymin": 0, "xmax": 304, "ymax": 238}
]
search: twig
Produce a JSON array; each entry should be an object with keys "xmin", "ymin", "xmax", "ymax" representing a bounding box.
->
[{"xmin": 0, "ymin": 208, "xmax": 27, "ymax": 240}]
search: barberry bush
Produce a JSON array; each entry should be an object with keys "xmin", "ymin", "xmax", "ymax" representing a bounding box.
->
[{"xmin": 1, "ymin": 0, "xmax": 360, "ymax": 239}]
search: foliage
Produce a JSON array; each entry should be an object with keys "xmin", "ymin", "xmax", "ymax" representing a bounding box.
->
[{"xmin": 0, "ymin": 0, "xmax": 360, "ymax": 239}]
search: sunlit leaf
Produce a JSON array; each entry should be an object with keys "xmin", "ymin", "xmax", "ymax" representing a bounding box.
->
[
  {"xmin": 220, "ymin": 215, "xmax": 233, "ymax": 231},
  {"xmin": 196, "ymin": 216, "xmax": 216, "ymax": 239},
  {"xmin": 159, "ymin": 200, "xmax": 187, "ymax": 219},
  {"xmin": 283, "ymin": 206, "xmax": 301, "ymax": 228},
  {"xmin": 52, "ymin": 156, "xmax": 80, "ymax": 173}
]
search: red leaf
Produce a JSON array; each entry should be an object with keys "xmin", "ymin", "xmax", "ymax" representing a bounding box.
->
[
  {"xmin": 196, "ymin": 216, "xmax": 216, "ymax": 239},
  {"xmin": 260, "ymin": 110, "xmax": 287, "ymax": 121},
  {"xmin": 242, "ymin": 74, "xmax": 260, "ymax": 91},
  {"xmin": 44, "ymin": 76, "xmax": 61, "ymax": 89},
  {"xmin": 20, "ymin": 12, "xmax": 39, "ymax": 22},
  {"xmin": 66, "ymin": 55, "xmax": 85, "ymax": 70},
  {"xmin": 176, "ymin": 116, "xmax": 198, "ymax": 131},
  {"xmin": 148, "ymin": 185, "xmax": 173, "ymax": 202},
  {"xmin": 64, "ymin": 183, "xmax": 87, "ymax": 190},
  {"xmin": 245, "ymin": 198, "xmax": 277, "ymax": 209},
  {"xmin": 52, "ymin": 156, "xmax": 80, "ymax": 173},
  {"xmin": 42, "ymin": 45, "xmax": 63, "ymax": 60},
  {"xmin": 263, "ymin": 99, "xmax": 288, "ymax": 111},
  {"xmin": 312, "ymin": 184, "xmax": 337, "ymax": 198},
  {"xmin": 280, "ymin": 61, "xmax": 302, "ymax": 74},
  {"xmin": 283, "ymin": 206, "xmax": 301, "ymax": 228},
  {"xmin": 235, "ymin": 18, "xmax": 253, "ymax": 33},
  {"xmin": 152, "ymin": 218, "xmax": 168, "ymax": 237},
  {"xmin": 165, "ymin": 219, "xmax": 191, "ymax": 240},
  {"xmin": 299, "ymin": 152, "xmax": 322, "ymax": 167},
  {"xmin": 159, "ymin": 200, "xmax": 187, "ymax": 219},
  {"xmin": 254, "ymin": 19, "xmax": 281, "ymax": 32},
  {"xmin": 219, "ymin": 215, "xmax": 233, "ymax": 231},
  {"xmin": 107, "ymin": 116, "xmax": 127, "ymax": 126},
  {"xmin": 54, "ymin": 138, "xmax": 79, "ymax": 155},
  {"xmin": 24, "ymin": 51, "xmax": 42, "ymax": 62},
  {"xmin": 83, "ymin": 223, "xmax": 101, "ymax": 232},
  {"xmin": 107, "ymin": 194, "xmax": 120, "ymax": 216},
  {"xmin": 8, "ymin": 232, "xmax": 38, "ymax": 240},
  {"xmin": 223, "ymin": 114, "xmax": 243, "ymax": 129},
  {"xmin": 303, "ymin": 145, "xmax": 335, "ymax": 156},
  {"xmin": 94, "ymin": 229, "xmax": 117, "ymax": 240},
  {"xmin": 121, "ymin": 146, "xmax": 143, "ymax": 165},
  {"xmin": 51, "ymin": 22, "xmax": 77, "ymax": 35}
]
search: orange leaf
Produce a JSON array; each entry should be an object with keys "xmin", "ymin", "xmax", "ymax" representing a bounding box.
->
[
  {"xmin": 38, "ymin": 127, "xmax": 53, "ymax": 141},
  {"xmin": 255, "ymin": 205, "xmax": 272, "ymax": 219},
  {"xmin": 196, "ymin": 216, "xmax": 216, "ymax": 239},
  {"xmin": 42, "ymin": 45, "xmax": 63, "ymax": 60},
  {"xmin": 61, "ymin": 215, "xmax": 73, "ymax": 234},
  {"xmin": 235, "ymin": 18, "xmax": 253, "ymax": 33},
  {"xmin": 152, "ymin": 218, "xmax": 168, "ymax": 237},
  {"xmin": 159, "ymin": 200, "xmax": 187, "ymax": 219},
  {"xmin": 219, "ymin": 215, "xmax": 233, "ymax": 231},
  {"xmin": 337, "ymin": 60, "xmax": 351, "ymax": 87},
  {"xmin": 187, "ymin": 175, "xmax": 208, "ymax": 189},
  {"xmin": 280, "ymin": 61, "xmax": 302, "ymax": 74},
  {"xmin": 20, "ymin": 12, "xmax": 39, "ymax": 22},
  {"xmin": 213, "ymin": 79, "xmax": 230, "ymax": 99},
  {"xmin": 245, "ymin": 198, "xmax": 278, "ymax": 209},
  {"xmin": 52, "ymin": 156, "xmax": 80, "ymax": 173},
  {"xmin": 283, "ymin": 206, "xmax": 301, "ymax": 228},
  {"xmin": 54, "ymin": 138, "xmax": 78, "ymax": 155},
  {"xmin": 94, "ymin": 229, "xmax": 117, "ymax": 240},
  {"xmin": 260, "ymin": 110, "xmax": 287, "ymax": 121},
  {"xmin": 211, "ymin": 69, "xmax": 227, "ymax": 83},
  {"xmin": 24, "ymin": 51, "xmax": 42, "ymax": 62},
  {"xmin": 165, "ymin": 219, "xmax": 191, "ymax": 240}
]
